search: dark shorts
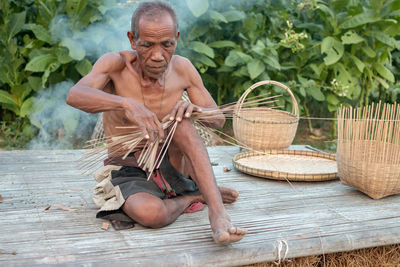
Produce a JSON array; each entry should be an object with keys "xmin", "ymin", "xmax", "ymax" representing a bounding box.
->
[{"xmin": 95, "ymin": 155, "xmax": 200, "ymax": 229}]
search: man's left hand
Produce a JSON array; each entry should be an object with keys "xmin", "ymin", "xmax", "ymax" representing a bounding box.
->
[{"xmin": 169, "ymin": 100, "xmax": 202, "ymax": 122}]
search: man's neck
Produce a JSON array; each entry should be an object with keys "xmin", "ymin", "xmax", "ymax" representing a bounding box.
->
[{"xmin": 135, "ymin": 63, "xmax": 165, "ymax": 89}]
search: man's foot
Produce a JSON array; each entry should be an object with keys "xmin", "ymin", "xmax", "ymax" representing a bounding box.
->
[
  {"xmin": 195, "ymin": 186, "xmax": 238, "ymax": 204},
  {"xmin": 210, "ymin": 213, "xmax": 247, "ymax": 245},
  {"xmin": 218, "ymin": 186, "xmax": 239, "ymax": 203}
]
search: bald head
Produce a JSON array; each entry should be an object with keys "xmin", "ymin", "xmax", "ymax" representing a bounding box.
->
[{"xmin": 131, "ymin": 1, "xmax": 178, "ymax": 40}]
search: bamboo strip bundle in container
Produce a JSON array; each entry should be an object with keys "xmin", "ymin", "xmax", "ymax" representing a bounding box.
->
[{"xmin": 337, "ymin": 102, "xmax": 400, "ymax": 199}]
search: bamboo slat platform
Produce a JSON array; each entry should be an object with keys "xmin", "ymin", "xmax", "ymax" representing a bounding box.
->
[{"xmin": 0, "ymin": 146, "xmax": 400, "ymax": 266}]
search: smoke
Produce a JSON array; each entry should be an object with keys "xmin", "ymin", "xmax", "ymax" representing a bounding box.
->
[
  {"xmin": 49, "ymin": 4, "xmax": 133, "ymax": 59},
  {"xmin": 28, "ymin": 2, "xmax": 135, "ymax": 149},
  {"xmin": 29, "ymin": 81, "xmax": 98, "ymax": 149}
]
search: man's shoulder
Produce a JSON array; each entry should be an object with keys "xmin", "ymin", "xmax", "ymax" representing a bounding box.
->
[
  {"xmin": 172, "ymin": 55, "xmax": 191, "ymax": 66},
  {"xmin": 95, "ymin": 51, "xmax": 133, "ymax": 72},
  {"xmin": 171, "ymin": 55, "xmax": 194, "ymax": 73}
]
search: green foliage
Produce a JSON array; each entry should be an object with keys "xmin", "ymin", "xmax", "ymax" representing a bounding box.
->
[
  {"xmin": 0, "ymin": 117, "xmax": 36, "ymax": 149},
  {"xmin": 174, "ymin": 0, "xmax": 400, "ymax": 118},
  {"xmin": 0, "ymin": 0, "xmax": 120, "ymax": 147},
  {"xmin": 0, "ymin": 0, "xmax": 399, "ymax": 148}
]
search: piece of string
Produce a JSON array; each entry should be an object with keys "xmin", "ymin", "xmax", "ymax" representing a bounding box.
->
[
  {"xmin": 300, "ymin": 116, "xmax": 400, "ymax": 122},
  {"xmin": 274, "ymin": 239, "xmax": 289, "ymax": 265}
]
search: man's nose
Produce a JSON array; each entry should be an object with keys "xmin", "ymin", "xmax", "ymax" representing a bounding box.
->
[{"xmin": 151, "ymin": 46, "xmax": 163, "ymax": 61}]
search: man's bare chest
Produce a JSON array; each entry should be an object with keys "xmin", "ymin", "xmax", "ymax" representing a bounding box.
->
[{"xmin": 109, "ymin": 68, "xmax": 190, "ymax": 117}]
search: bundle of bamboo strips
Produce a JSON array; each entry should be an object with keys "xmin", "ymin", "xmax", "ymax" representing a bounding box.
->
[
  {"xmin": 80, "ymin": 93, "xmax": 279, "ymax": 176},
  {"xmin": 337, "ymin": 102, "xmax": 400, "ymax": 199}
]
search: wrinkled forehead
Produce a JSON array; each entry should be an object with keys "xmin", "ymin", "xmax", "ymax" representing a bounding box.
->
[
  {"xmin": 137, "ymin": 13, "xmax": 177, "ymax": 40},
  {"xmin": 138, "ymin": 12, "xmax": 176, "ymax": 31}
]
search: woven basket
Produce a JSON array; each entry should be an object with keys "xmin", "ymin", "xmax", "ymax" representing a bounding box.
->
[
  {"xmin": 337, "ymin": 103, "xmax": 400, "ymax": 199},
  {"xmin": 233, "ymin": 150, "xmax": 337, "ymax": 182},
  {"xmin": 233, "ymin": 80, "xmax": 299, "ymax": 150}
]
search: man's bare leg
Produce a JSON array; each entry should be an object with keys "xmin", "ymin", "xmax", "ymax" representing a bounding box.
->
[
  {"xmin": 122, "ymin": 192, "xmax": 201, "ymax": 228},
  {"xmin": 170, "ymin": 119, "xmax": 247, "ymax": 244},
  {"xmin": 122, "ymin": 189, "xmax": 238, "ymax": 228},
  {"xmin": 168, "ymin": 142, "xmax": 239, "ymax": 204}
]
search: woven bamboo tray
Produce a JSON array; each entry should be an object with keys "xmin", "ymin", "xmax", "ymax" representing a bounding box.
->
[
  {"xmin": 233, "ymin": 80, "xmax": 299, "ymax": 150},
  {"xmin": 233, "ymin": 150, "xmax": 338, "ymax": 182}
]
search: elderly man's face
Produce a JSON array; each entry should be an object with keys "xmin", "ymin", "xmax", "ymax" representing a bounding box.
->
[{"xmin": 130, "ymin": 13, "xmax": 179, "ymax": 80}]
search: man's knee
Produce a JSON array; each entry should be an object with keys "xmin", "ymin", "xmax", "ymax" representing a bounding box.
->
[
  {"xmin": 123, "ymin": 196, "xmax": 168, "ymax": 228},
  {"xmin": 173, "ymin": 119, "xmax": 201, "ymax": 145}
]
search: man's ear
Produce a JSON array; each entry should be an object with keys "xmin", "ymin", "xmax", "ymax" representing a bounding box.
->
[
  {"xmin": 175, "ymin": 31, "xmax": 180, "ymax": 41},
  {"xmin": 127, "ymin": 31, "xmax": 136, "ymax": 50}
]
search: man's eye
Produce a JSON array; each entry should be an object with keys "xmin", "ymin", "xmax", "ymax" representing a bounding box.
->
[
  {"xmin": 141, "ymin": 43, "xmax": 152, "ymax": 48},
  {"xmin": 163, "ymin": 41, "xmax": 173, "ymax": 47}
]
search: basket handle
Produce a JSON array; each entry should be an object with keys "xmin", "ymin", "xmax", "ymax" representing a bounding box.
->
[{"xmin": 235, "ymin": 80, "xmax": 299, "ymax": 117}]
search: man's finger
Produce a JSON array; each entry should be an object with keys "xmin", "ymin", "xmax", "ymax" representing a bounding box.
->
[
  {"xmin": 184, "ymin": 104, "xmax": 194, "ymax": 118},
  {"xmin": 176, "ymin": 102, "xmax": 188, "ymax": 122},
  {"xmin": 152, "ymin": 114, "xmax": 164, "ymax": 140},
  {"xmin": 138, "ymin": 124, "xmax": 150, "ymax": 140},
  {"xmin": 169, "ymin": 103, "xmax": 179, "ymax": 121}
]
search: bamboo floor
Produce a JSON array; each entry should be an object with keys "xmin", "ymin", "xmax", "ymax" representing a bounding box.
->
[{"xmin": 0, "ymin": 146, "xmax": 400, "ymax": 266}]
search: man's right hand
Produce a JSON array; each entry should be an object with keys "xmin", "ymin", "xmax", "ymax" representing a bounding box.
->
[{"xmin": 122, "ymin": 98, "xmax": 164, "ymax": 142}]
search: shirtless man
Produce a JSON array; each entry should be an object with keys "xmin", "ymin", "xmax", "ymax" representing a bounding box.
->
[{"xmin": 66, "ymin": 1, "xmax": 247, "ymax": 245}]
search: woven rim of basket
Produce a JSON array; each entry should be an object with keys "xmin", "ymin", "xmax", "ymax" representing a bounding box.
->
[
  {"xmin": 232, "ymin": 150, "xmax": 337, "ymax": 182},
  {"xmin": 233, "ymin": 109, "xmax": 299, "ymax": 124}
]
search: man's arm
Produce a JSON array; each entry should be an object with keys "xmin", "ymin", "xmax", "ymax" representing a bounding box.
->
[
  {"xmin": 66, "ymin": 52, "xmax": 163, "ymax": 140},
  {"xmin": 169, "ymin": 56, "xmax": 225, "ymax": 129},
  {"xmin": 66, "ymin": 52, "xmax": 128, "ymax": 113}
]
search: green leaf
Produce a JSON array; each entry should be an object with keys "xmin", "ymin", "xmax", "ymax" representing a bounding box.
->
[
  {"xmin": 60, "ymin": 38, "xmax": 86, "ymax": 60},
  {"xmin": 362, "ymin": 46, "xmax": 376, "ymax": 58},
  {"xmin": 251, "ymin": 40, "xmax": 266, "ymax": 56},
  {"xmin": 376, "ymin": 76, "xmax": 389, "ymax": 89},
  {"xmin": 75, "ymin": 59, "xmax": 92, "ymax": 76},
  {"xmin": 247, "ymin": 59, "xmax": 265, "ymax": 80},
  {"xmin": 25, "ymin": 54, "xmax": 57, "ymax": 72},
  {"xmin": 264, "ymin": 54, "xmax": 281, "ymax": 70},
  {"xmin": 308, "ymin": 87, "xmax": 325, "ymax": 101},
  {"xmin": 208, "ymin": 41, "xmax": 236, "ymax": 48},
  {"xmin": 348, "ymin": 54, "xmax": 365, "ymax": 73},
  {"xmin": 339, "ymin": 10, "xmax": 380, "ymax": 29},
  {"xmin": 66, "ymin": 0, "xmax": 88, "ymax": 18},
  {"xmin": 375, "ymin": 63, "xmax": 395, "ymax": 83},
  {"xmin": 224, "ymin": 50, "xmax": 252, "ymax": 67},
  {"xmin": 188, "ymin": 41, "xmax": 214, "ymax": 58},
  {"xmin": 28, "ymin": 76, "xmax": 43, "ymax": 92},
  {"xmin": 196, "ymin": 54, "xmax": 216, "ymax": 67},
  {"xmin": 209, "ymin": 10, "xmax": 227, "ymax": 23},
  {"xmin": 11, "ymin": 84, "xmax": 31, "ymax": 103},
  {"xmin": 0, "ymin": 90, "xmax": 19, "ymax": 107},
  {"xmin": 185, "ymin": 0, "xmax": 208, "ymax": 17},
  {"xmin": 341, "ymin": 31, "xmax": 364, "ymax": 44},
  {"xmin": 42, "ymin": 62, "xmax": 61, "ymax": 86},
  {"xmin": 186, "ymin": 24, "xmax": 208, "ymax": 41},
  {"xmin": 371, "ymin": 31, "xmax": 397, "ymax": 47},
  {"xmin": 316, "ymin": 4, "xmax": 334, "ymax": 17},
  {"xmin": 222, "ymin": 10, "xmax": 246, "ymax": 22},
  {"xmin": 327, "ymin": 94, "xmax": 339, "ymax": 105},
  {"xmin": 321, "ymin": 37, "xmax": 344, "ymax": 65},
  {"xmin": 24, "ymin": 24, "xmax": 54, "ymax": 44},
  {"xmin": 8, "ymin": 11, "xmax": 26, "ymax": 40},
  {"xmin": 57, "ymin": 47, "xmax": 73, "ymax": 64},
  {"xmin": 20, "ymin": 97, "xmax": 34, "ymax": 118}
]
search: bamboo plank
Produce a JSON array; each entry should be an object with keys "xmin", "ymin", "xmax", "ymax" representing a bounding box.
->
[{"xmin": 0, "ymin": 147, "xmax": 400, "ymax": 266}]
